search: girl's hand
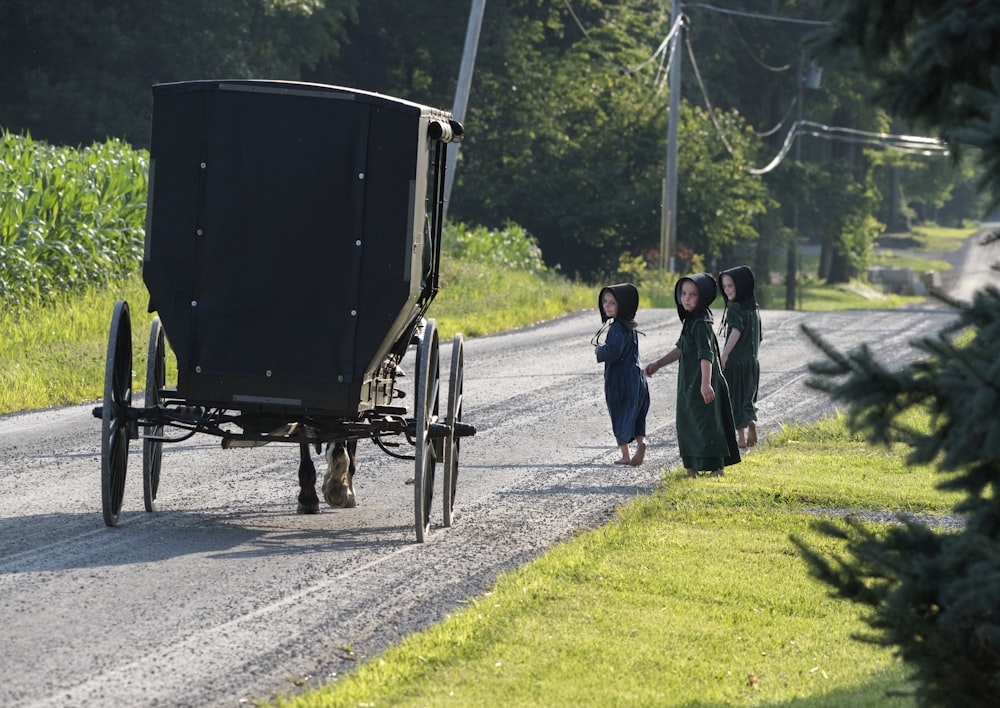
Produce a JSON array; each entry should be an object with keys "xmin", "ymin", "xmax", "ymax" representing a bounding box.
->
[
  {"xmin": 701, "ymin": 382, "xmax": 715, "ymax": 404},
  {"xmin": 644, "ymin": 363, "xmax": 658, "ymax": 377}
]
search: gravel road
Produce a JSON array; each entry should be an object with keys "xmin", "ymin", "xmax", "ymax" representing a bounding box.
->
[{"xmin": 1, "ymin": 231, "xmax": 997, "ymax": 707}]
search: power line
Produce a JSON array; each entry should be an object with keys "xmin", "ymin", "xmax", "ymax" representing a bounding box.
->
[
  {"xmin": 747, "ymin": 120, "xmax": 949, "ymax": 175},
  {"xmin": 685, "ymin": 3, "xmax": 833, "ymax": 27}
]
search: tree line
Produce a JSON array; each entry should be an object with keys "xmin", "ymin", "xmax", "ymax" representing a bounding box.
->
[{"xmin": 0, "ymin": 0, "xmax": 986, "ymax": 285}]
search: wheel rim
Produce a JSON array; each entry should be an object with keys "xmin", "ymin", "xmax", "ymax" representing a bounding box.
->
[
  {"xmin": 143, "ymin": 317, "xmax": 165, "ymax": 512},
  {"xmin": 442, "ymin": 333, "xmax": 463, "ymax": 527},
  {"xmin": 413, "ymin": 319, "xmax": 440, "ymax": 542},
  {"xmin": 101, "ymin": 300, "xmax": 132, "ymax": 526}
]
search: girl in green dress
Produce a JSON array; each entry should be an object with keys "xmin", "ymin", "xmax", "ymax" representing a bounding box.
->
[
  {"xmin": 718, "ymin": 265, "xmax": 762, "ymax": 451},
  {"xmin": 645, "ymin": 273, "xmax": 741, "ymax": 477}
]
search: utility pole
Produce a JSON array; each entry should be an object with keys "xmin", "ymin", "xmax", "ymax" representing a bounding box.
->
[
  {"xmin": 661, "ymin": 0, "xmax": 682, "ymax": 273},
  {"xmin": 785, "ymin": 48, "xmax": 803, "ymax": 310},
  {"xmin": 444, "ymin": 0, "xmax": 486, "ymax": 222}
]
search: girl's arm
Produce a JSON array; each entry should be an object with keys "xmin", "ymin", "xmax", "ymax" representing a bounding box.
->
[
  {"xmin": 596, "ymin": 323, "xmax": 627, "ymax": 363},
  {"xmin": 720, "ymin": 328, "xmax": 741, "ymax": 370},
  {"xmin": 700, "ymin": 358, "xmax": 715, "ymax": 403},
  {"xmin": 645, "ymin": 347, "xmax": 680, "ymax": 377}
]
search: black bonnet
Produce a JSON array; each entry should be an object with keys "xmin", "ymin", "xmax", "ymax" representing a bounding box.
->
[
  {"xmin": 674, "ymin": 272, "xmax": 717, "ymax": 321},
  {"xmin": 599, "ymin": 282, "xmax": 640, "ymax": 322},
  {"xmin": 719, "ymin": 265, "xmax": 757, "ymax": 309}
]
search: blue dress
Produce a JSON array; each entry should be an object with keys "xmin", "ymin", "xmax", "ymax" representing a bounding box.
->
[{"xmin": 596, "ymin": 319, "xmax": 650, "ymax": 446}]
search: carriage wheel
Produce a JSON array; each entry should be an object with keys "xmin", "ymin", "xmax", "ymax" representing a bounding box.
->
[
  {"xmin": 143, "ymin": 317, "xmax": 165, "ymax": 512},
  {"xmin": 413, "ymin": 319, "xmax": 440, "ymax": 542},
  {"xmin": 442, "ymin": 333, "xmax": 464, "ymax": 527},
  {"xmin": 101, "ymin": 300, "xmax": 133, "ymax": 527}
]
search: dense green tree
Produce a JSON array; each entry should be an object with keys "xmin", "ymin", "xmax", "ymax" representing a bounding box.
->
[
  {"xmin": 0, "ymin": 0, "xmax": 987, "ymax": 279},
  {"xmin": 451, "ymin": 0, "xmax": 771, "ymax": 278},
  {"xmin": 813, "ymin": 0, "xmax": 1000, "ymax": 202},
  {"xmin": 302, "ymin": 0, "xmax": 464, "ymax": 109},
  {"xmin": 0, "ymin": 0, "xmax": 357, "ymax": 147}
]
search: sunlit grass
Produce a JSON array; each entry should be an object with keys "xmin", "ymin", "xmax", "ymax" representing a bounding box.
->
[
  {"xmin": 911, "ymin": 224, "xmax": 976, "ymax": 250},
  {"xmin": 273, "ymin": 412, "xmax": 959, "ymax": 707},
  {"xmin": 0, "ymin": 273, "xmax": 163, "ymax": 413},
  {"xmin": 869, "ymin": 251, "xmax": 951, "ymax": 272},
  {"xmin": 434, "ymin": 259, "xmax": 591, "ymax": 338}
]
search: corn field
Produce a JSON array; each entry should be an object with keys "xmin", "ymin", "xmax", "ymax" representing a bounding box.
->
[{"xmin": 0, "ymin": 131, "xmax": 148, "ymax": 309}]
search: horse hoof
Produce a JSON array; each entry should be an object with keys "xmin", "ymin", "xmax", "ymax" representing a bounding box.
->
[
  {"xmin": 297, "ymin": 499, "xmax": 320, "ymax": 514},
  {"xmin": 323, "ymin": 444, "xmax": 357, "ymax": 508},
  {"xmin": 324, "ymin": 486, "xmax": 357, "ymax": 508}
]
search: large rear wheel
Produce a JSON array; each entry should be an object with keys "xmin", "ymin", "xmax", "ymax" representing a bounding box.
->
[
  {"xmin": 143, "ymin": 317, "xmax": 165, "ymax": 512},
  {"xmin": 101, "ymin": 300, "xmax": 134, "ymax": 527},
  {"xmin": 413, "ymin": 319, "xmax": 440, "ymax": 543},
  {"xmin": 442, "ymin": 333, "xmax": 464, "ymax": 527}
]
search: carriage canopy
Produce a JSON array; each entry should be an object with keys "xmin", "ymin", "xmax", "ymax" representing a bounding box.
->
[{"xmin": 143, "ymin": 80, "xmax": 462, "ymax": 415}]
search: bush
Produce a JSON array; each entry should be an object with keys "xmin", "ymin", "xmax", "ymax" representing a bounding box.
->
[{"xmin": 443, "ymin": 221, "xmax": 546, "ymax": 273}]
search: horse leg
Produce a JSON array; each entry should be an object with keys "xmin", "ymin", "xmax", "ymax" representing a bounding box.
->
[
  {"xmin": 296, "ymin": 442, "xmax": 320, "ymax": 514},
  {"xmin": 323, "ymin": 441, "xmax": 357, "ymax": 508}
]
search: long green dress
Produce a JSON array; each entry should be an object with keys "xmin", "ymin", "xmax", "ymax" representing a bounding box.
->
[
  {"xmin": 721, "ymin": 301, "xmax": 761, "ymax": 430},
  {"xmin": 676, "ymin": 315, "xmax": 742, "ymax": 471}
]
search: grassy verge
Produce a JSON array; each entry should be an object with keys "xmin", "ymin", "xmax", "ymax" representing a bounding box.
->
[
  {"xmin": 0, "ymin": 274, "xmax": 157, "ymax": 414},
  {"xmin": 0, "ymin": 264, "xmax": 594, "ymax": 415},
  {"xmin": 0, "ymin": 221, "xmax": 967, "ymax": 415},
  {"xmin": 273, "ymin": 415, "xmax": 959, "ymax": 707}
]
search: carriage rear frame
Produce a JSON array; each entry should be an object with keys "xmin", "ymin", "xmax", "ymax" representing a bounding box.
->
[
  {"xmin": 94, "ymin": 301, "xmax": 473, "ymax": 543},
  {"xmin": 93, "ymin": 80, "xmax": 475, "ymax": 542}
]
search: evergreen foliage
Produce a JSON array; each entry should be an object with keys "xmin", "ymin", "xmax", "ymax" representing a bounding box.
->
[
  {"xmin": 814, "ymin": 0, "xmax": 1000, "ymax": 205},
  {"xmin": 796, "ymin": 7, "xmax": 1000, "ymax": 698},
  {"xmin": 794, "ymin": 283, "xmax": 1000, "ymax": 706}
]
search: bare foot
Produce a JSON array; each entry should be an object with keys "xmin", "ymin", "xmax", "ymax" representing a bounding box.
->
[
  {"xmin": 747, "ymin": 422, "xmax": 758, "ymax": 448},
  {"xmin": 686, "ymin": 469, "xmax": 697, "ymax": 478},
  {"xmin": 738, "ymin": 431, "xmax": 748, "ymax": 452},
  {"xmin": 614, "ymin": 458, "xmax": 631, "ymax": 465},
  {"xmin": 630, "ymin": 442, "xmax": 647, "ymax": 467},
  {"xmin": 710, "ymin": 468, "xmax": 725, "ymax": 477}
]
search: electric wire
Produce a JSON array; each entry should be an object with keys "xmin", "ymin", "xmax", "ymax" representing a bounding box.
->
[
  {"xmin": 684, "ymin": 32, "xmax": 736, "ymax": 156},
  {"xmin": 726, "ymin": 15, "xmax": 792, "ymax": 72},
  {"xmin": 685, "ymin": 3, "xmax": 834, "ymax": 27},
  {"xmin": 748, "ymin": 120, "xmax": 949, "ymax": 175}
]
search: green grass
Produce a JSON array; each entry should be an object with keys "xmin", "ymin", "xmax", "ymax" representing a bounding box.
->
[
  {"xmin": 758, "ymin": 280, "xmax": 924, "ymax": 311},
  {"xmin": 0, "ymin": 221, "xmax": 960, "ymax": 414},
  {"xmin": 910, "ymin": 224, "xmax": 975, "ymax": 250},
  {"xmin": 272, "ymin": 414, "xmax": 959, "ymax": 707},
  {"xmin": 0, "ymin": 273, "xmax": 160, "ymax": 413},
  {"xmin": 0, "ymin": 262, "xmax": 593, "ymax": 415},
  {"xmin": 872, "ymin": 223, "xmax": 974, "ymax": 273},
  {"xmin": 435, "ymin": 260, "xmax": 592, "ymax": 337}
]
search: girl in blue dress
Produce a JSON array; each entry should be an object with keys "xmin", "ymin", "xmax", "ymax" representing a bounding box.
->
[{"xmin": 594, "ymin": 283, "xmax": 650, "ymax": 466}]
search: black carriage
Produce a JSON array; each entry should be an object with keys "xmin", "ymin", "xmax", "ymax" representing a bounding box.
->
[{"xmin": 95, "ymin": 79, "xmax": 474, "ymax": 542}]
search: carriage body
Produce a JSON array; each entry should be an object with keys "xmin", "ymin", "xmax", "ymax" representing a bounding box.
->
[
  {"xmin": 96, "ymin": 80, "xmax": 470, "ymax": 541},
  {"xmin": 143, "ymin": 79, "xmax": 454, "ymax": 418}
]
